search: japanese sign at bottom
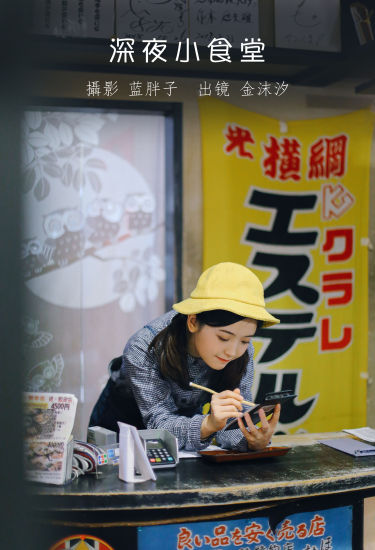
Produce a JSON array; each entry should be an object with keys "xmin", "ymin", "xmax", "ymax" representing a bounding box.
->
[{"xmin": 138, "ymin": 506, "xmax": 352, "ymax": 550}]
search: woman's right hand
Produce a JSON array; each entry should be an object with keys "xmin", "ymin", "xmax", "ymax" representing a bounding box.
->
[{"xmin": 200, "ymin": 388, "xmax": 244, "ymax": 439}]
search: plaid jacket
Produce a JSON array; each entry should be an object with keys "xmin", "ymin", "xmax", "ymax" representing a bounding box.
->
[{"xmin": 114, "ymin": 311, "xmax": 255, "ymax": 452}]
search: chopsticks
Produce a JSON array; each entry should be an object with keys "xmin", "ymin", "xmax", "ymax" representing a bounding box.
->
[{"xmin": 189, "ymin": 382, "xmax": 256, "ymax": 407}]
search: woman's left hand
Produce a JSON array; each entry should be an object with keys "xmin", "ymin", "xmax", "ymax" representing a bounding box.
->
[{"xmin": 237, "ymin": 404, "xmax": 281, "ymax": 451}]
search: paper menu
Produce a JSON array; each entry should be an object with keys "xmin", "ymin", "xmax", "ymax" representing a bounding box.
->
[
  {"xmin": 24, "ymin": 392, "xmax": 77, "ymax": 485},
  {"xmin": 24, "ymin": 392, "xmax": 77, "ymax": 440},
  {"xmin": 342, "ymin": 427, "xmax": 375, "ymax": 443},
  {"xmin": 178, "ymin": 444, "xmax": 222, "ymax": 459}
]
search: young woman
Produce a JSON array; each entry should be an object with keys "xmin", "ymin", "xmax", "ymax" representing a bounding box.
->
[{"xmin": 89, "ymin": 262, "xmax": 280, "ymax": 451}]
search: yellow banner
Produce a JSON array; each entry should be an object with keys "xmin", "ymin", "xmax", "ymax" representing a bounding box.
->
[{"xmin": 199, "ymin": 97, "xmax": 374, "ymax": 433}]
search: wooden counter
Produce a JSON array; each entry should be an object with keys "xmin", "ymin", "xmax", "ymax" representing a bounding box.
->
[{"xmin": 31, "ymin": 433, "xmax": 375, "ymax": 549}]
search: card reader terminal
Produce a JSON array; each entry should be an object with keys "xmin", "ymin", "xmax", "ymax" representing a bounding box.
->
[
  {"xmin": 145, "ymin": 438, "xmax": 176, "ymax": 466},
  {"xmin": 139, "ymin": 429, "xmax": 179, "ymax": 469}
]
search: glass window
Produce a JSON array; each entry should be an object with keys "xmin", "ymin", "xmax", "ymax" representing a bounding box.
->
[{"xmin": 21, "ymin": 107, "xmax": 180, "ymax": 437}]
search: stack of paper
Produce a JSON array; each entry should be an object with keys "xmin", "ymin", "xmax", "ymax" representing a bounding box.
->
[
  {"xmin": 24, "ymin": 392, "xmax": 77, "ymax": 485},
  {"xmin": 342, "ymin": 427, "xmax": 375, "ymax": 443}
]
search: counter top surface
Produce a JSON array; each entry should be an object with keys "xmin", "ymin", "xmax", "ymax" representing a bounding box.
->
[{"xmin": 31, "ymin": 432, "xmax": 375, "ymax": 512}]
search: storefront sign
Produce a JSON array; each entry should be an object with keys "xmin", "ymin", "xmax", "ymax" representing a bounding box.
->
[
  {"xmin": 138, "ymin": 505, "xmax": 353, "ymax": 549},
  {"xmin": 200, "ymin": 97, "xmax": 374, "ymax": 433}
]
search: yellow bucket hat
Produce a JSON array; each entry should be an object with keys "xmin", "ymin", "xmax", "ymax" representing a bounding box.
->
[{"xmin": 173, "ymin": 262, "xmax": 279, "ymax": 327}]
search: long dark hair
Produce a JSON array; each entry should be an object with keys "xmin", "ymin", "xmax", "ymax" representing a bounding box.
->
[{"xmin": 148, "ymin": 311, "xmax": 254, "ymax": 391}]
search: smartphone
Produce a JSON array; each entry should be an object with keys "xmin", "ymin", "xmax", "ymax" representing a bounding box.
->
[{"xmin": 224, "ymin": 390, "xmax": 297, "ymax": 431}]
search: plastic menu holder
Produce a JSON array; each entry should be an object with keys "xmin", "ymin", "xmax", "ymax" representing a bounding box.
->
[{"xmin": 118, "ymin": 422, "xmax": 156, "ymax": 483}]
